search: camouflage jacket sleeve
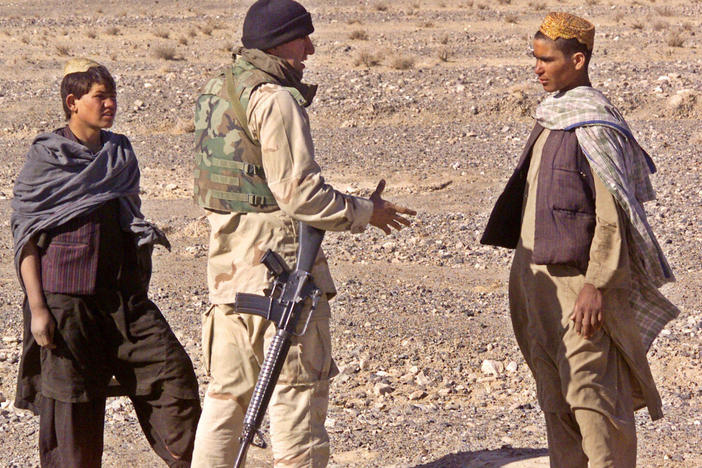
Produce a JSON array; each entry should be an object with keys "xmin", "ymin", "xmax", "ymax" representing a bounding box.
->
[{"xmin": 248, "ymin": 84, "xmax": 373, "ymax": 233}]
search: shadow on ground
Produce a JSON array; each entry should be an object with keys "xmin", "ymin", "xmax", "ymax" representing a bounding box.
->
[{"xmin": 413, "ymin": 447, "xmax": 549, "ymax": 468}]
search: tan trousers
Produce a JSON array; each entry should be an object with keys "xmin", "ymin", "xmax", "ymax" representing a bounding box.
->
[
  {"xmin": 192, "ymin": 301, "xmax": 337, "ymax": 468},
  {"xmin": 546, "ymin": 410, "xmax": 636, "ymax": 468},
  {"xmin": 510, "ymin": 248, "xmax": 639, "ymax": 468}
]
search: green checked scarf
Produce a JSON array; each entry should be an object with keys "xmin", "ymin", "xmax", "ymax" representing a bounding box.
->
[{"xmin": 535, "ymin": 86, "xmax": 679, "ymax": 349}]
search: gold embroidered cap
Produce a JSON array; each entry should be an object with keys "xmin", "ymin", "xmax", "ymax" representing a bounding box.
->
[
  {"xmin": 539, "ymin": 12, "xmax": 595, "ymax": 51},
  {"xmin": 63, "ymin": 57, "xmax": 102, "ymax": 76}
]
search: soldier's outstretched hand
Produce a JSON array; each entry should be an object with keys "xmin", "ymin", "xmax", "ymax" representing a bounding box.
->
[{"xmin": 369, "ymin": 179, "xmax": 416, "ymax": 235}]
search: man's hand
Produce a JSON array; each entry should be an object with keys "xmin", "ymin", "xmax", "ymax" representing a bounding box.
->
[
  {"xmin": 570, "ymin": 283, "xmax": 603, "ymax": 339},
  {"xmin": 30, "ymin": 303, "xmax": 56, "ymax": 349},
  {"xmin": 369, "ymin": 179, "xmax": 416, "ymax": 235}
]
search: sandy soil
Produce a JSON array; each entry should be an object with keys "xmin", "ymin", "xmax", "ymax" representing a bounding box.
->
[{"xmin": 0, "ymin": 0, "xmax": 700, "ymax": 467}]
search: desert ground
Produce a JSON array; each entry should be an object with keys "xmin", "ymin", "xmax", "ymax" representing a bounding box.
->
[{"xmin": 0, "ymin": 0, "xmax": 700, "ymax": 466}]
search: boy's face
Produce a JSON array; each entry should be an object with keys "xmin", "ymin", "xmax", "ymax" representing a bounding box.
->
[
  {"xmin": 67, "ymin": 82, "xmax": 117, "ymax": 129},
  {"xmin": 533, "ymin": 38, "xmax": 586, "ymax": 93}
]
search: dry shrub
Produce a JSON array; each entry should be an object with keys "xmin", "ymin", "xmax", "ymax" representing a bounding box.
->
[
  {"xmin": 632, "ymin": 21, "xmax": 644, "ymax": 30},
  {"xmin": 652, "ymin": 21, "xmax": 668, "ymax": 31},
  {"xmin": 200, "ymin": 23, "xmax": 214, "ymax": 35},
  {"xmin": 682, "ymin": 22, "xmax": 693, "ymax": 31},
  {"xmin": 497, "ymin": 0, "xmax": 511, "ymax": 4},
  {"xmin": 412, "ymin": 1, "xmax": 421, "ymax": 8},
  {"xmin": 438, "ymin": 47, "xmax": 451, "ymax": 62},
  {"xmin": 439, "ymin": 33, "xmax": 450, "ymax": 45},
  {"xmin": 655, "ymin": 6, "xmax": 673, "ymax": 16},
  {"xmin": 349, "ymin": 29, "xmax": 368, "ymax": 40},
  {"xmin": 504, "ymin": 14, "xmax": 518, "ymax": 24},
  {"xmin": 420, "ymin": 21, "xmax": 434, "ymax": 28},
  {"xmin": 188, "ymin": 28, "xmax": 198, "ymax": 38},
  {"xmin": 105, "ymin": 26, "xmax": 120, "ymax": 35},
  {"xmin": 528, "ymin": 1, "xmax": 546, "ymax": 9},
  {"xmin": 374, "ymin": 2, "xmax": 388, "ymax": 11},
  {"xmin": 86, "ymin": 30, "xmax": 97, "ymax": 39},
  {"xmin": 179, "ymin": 120, "xmax": 196, "ymax": 134},
  {"xmin": 20, "ymin": 35, "xmax": 30, "ymax": 44},
  {"xmin": 464, "ymin": 0, "xmax": 474, "ymax": 6},
  {"xmin": 55, "ymin": 44, "xmax": 70, "ymax": 56},
  {"xmin": 667, "ymin": 31, "xmax": 684, "ymax": 47},
  {"xmin": 178, "ymin": 36, "xmax": 188, "ymax": 45},
  {"xmin": 585, "ymin": 0, "xmax": 598, "ymax": 5},
  {"xmin": 354, "ymin": 50, "xmax": 381, "ymax": 67},
  {"xmin": 613, "ymin": 11, "xmax": 624, "ymax": 22},
  {"xmin": 391, "ymin": 56, "xmax": 414, "ymax": 70},
  {"xmin": 346, "ymin": 18, "xmax": 362, "ymax": 25},
  {"xmin": 153, "ymin": 45, "xmax": 177, "ymax": 60},
  {"xmin": 154, "ymin": 29, "xmax": 170, "ymax": 39}
]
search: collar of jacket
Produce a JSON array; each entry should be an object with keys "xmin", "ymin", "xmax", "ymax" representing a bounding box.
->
[{"xmin": 235, "ymin": 47, "xmax": 318, "ymax": 106}]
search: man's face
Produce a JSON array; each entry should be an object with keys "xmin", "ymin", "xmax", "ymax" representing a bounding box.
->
[
  {"xmin": 268, "ymin": 36, "xmax": 315, "ymax": 75},
  {"xmin": 68, "ymin": 82, "xmax": 117, "ymax": 129},
  {"xmin": 533, "ymin": 38, "xmax": 583, "ymax": 93}
]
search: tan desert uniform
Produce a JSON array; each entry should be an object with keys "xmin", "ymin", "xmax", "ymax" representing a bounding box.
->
[
  {"xmin": 192, "ymin": 79, "xmax": 373, "ymax": 468},
  {"xmin": 509, "ymin": 129, "xmax": 661, "ymax": 468}
]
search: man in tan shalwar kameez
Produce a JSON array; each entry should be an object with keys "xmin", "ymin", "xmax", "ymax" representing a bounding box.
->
[{"xmin": 481, "ymin": 12, "xmax": 679, "ymax": 468}]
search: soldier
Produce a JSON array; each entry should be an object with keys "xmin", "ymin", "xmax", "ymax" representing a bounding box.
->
[
  {"xmin": 481, "ymin": 12, "xmax": 679, "ymax": 468},
  {"xmin": 191, "ymin": 0, "xmax": 415, "ymax": 466}
]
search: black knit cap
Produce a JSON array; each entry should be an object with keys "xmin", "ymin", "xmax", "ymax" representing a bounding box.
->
[{"xmin": 242, "ymin": 0, "xmax": 314, "ymax": 50}]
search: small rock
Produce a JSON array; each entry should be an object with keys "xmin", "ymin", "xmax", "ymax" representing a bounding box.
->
[
  {"xmin": 481, "ymin": 359, "xmax": 504, "ymax": 376},
  {"xmin": 667, "ymin": 94, "xmax": 684, "ymax": 110},
  {"xmin": 374, "ymin": 383, "xmax": 394, "ymax": 396},
  {"xmin": 415, "ymin": 371, "xmax": 431, "ymax": 386},
  {"xmin": 506, "ymin": 361, "xmax": 518, "ymax": 373},
  {"xmin": 339, "ymin": 363, "xmax": 360, "ymax": 375},
  {"xmin": 408, "ymin": 390, "xmax": 427, "ymax": 401}
]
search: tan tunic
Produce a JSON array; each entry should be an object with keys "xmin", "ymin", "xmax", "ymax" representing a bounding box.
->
[
  {"xmin": 206, "ymin": 83, "xmax": 373, "ymax": 307},
  {"xmin": 510, "ymin": 129, "xmax": 662, "ymax": 422}
]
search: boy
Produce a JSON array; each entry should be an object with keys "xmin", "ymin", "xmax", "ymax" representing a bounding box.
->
[
  {"xmin": 481, "ymin": 13, "xmax": 678, "ymax": 467},
  {"xmin": 11, "ymin": 58, "xmax": 201, "ymax": 467}
]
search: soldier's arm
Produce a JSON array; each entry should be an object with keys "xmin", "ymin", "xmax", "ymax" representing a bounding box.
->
[{"xmin": 249, "ymin": 86, "xmax": 373, "ymax": 233}]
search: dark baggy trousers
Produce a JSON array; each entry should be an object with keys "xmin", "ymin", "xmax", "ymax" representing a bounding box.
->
[{"xmin": 19, "ymin": 290, "xmax": 201, "ymax": 468}]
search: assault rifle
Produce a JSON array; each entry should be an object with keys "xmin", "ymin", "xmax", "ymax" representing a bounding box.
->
[{"xmin": 233, "ymin": 222, "xmax": 325, "ymax": 468}]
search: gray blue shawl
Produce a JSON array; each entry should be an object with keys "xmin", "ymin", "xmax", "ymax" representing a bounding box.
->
[{"xmin": 11, "ymin": 131, "xmax": 169, "ymax": 286}]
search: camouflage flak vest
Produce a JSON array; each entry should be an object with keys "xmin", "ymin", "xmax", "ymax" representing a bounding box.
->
[{"xmin": 193, "ymin": 58, "xmax": 306, "ymax": 213}]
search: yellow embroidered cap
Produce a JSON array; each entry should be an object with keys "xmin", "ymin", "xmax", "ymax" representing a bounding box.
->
[
  {"xmin": 63, "ymin": 57, "xmax": 102, "ymax": 76},
  {"xmin": 539, "ymin": 12, "xmax": 595, "ymax": 51}
]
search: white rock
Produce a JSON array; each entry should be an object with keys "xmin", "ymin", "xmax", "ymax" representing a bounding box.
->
[
  {"xmin": 506, "ymin": 361, "xmax": 518, "ymax": 373},
  {"xmin": 481, "ymin": 359, "xmax": 504, "ymax": 376},
  {"xmin": 667, "ymin": 94, "xmax": 684, "ymax": 110}
]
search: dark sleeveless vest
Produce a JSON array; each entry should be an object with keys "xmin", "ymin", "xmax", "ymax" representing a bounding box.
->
[{"xmin": 481, "ymin": 124, "xmax": 597, "ymax": 272}]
